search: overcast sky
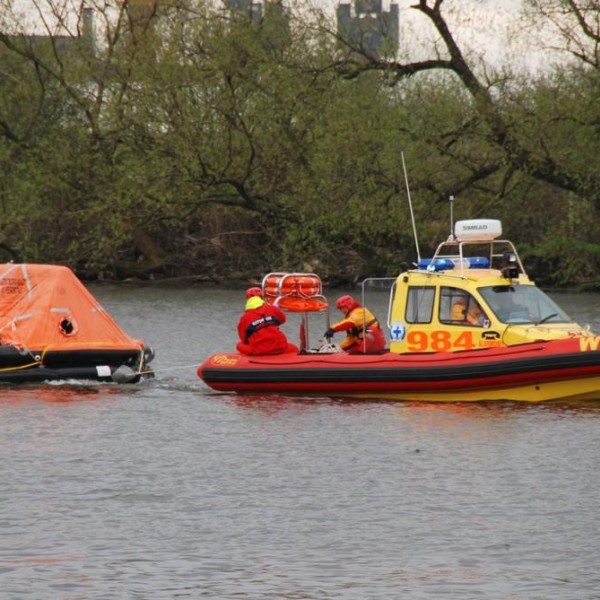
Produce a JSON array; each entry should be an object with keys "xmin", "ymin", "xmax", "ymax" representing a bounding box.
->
[{"xmin": 5, "ymin": 0, "xmax": 550, "ymax": 72}]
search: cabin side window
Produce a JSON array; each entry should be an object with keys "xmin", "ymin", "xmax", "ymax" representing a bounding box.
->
[
  {"xmin": 440, "ymin": 287, "xmax": 486, "ymax": 327},
  {"xmin": 406, "ymin": 287, "xmax": 435, "ymax": 324}
]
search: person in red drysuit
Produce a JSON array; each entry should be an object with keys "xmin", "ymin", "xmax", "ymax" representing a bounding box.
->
[
  {"xmin": 237, "ymin": 294, "xmax": 299, "ymax": 356},
  {"xmin": 324, "ymin": 294, "xmax": 386, "ymax": 353}
]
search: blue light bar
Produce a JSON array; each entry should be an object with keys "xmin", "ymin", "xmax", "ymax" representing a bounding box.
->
[
  {"xmin": 417, "ymin": 257, "xmax": 490, "ymax": 271},
  {"xmin": 418, "ymin": 258, "xmax": 455, "ymax": 271},
  {"xmin": 467, "ymin": 257, "xmax": 490, "ymax": 268}
]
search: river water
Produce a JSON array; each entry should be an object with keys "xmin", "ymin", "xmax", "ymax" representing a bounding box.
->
[{"xmin": 2, "ymin": 285, "xmax": 600, "ymax": 599}]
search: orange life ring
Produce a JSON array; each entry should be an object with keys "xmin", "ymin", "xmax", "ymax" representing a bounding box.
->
[
  {"xmin": 262, "ymin": 272, "xmax": 328, "ymax": 312},
  {"xmin": 263, "ymin": 273, "xmax": 322, "ymax": 299},
  {"xmin": 277, "ymin": 297, "xmax": 328, "ymax": 313}
]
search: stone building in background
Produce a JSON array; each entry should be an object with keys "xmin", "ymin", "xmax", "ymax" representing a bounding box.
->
[
  {"xmin": 337, "ymin": 0, "xmax": 399, "ymax": 59},
  {"xmin": 223, "ymin": 0, "xmax": 264, "ymax": 21},
  {"xmin": 223, "ymin": 0, "xmax": 291, "ymax": 51},
  {"xmin": 0, "ymin": 6, "xmax": 96, "ymax": 57}
]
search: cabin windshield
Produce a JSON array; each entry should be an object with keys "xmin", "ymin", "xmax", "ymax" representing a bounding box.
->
[{"xmin": 479, "ymin": 285, "xmax": 571, "ymax": 324}]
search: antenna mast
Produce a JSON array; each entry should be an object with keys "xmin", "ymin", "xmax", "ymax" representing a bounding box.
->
[
  {"xmin": 449, "ymin": 195, "xmax": 455, "ymax": 240},
  {"xmin": 401, "ymin": 152, "xmax": 420, "ymax": 262}
]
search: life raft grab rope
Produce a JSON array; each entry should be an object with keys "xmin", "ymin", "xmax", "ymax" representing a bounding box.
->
[{"xmin": 261, "ymin": 272, "xmax": 329, "ymax": 313}]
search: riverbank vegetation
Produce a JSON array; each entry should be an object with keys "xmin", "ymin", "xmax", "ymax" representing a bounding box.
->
[{"xmin": 1, "ymin": 0, "xmax": 599, "ymax": 288}]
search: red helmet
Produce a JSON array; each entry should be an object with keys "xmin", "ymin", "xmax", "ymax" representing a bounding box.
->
[
  {"xmin": 245, "ymin": 286, "xmax": 263, "ymax": 299},
  {"xmin": 335, "ymin": 294, "xmax": 359, "ymax": 315}
]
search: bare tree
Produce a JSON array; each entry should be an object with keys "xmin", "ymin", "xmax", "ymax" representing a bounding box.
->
[{"xmin": 522, "ymin": 0, "xmax": 600, "ymax": 69}]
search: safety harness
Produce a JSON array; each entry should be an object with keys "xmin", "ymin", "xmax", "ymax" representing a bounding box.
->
[
  {"xmin": 245, "ymin": 315, "xmax": 281, "ymax": 343},
  {"xmin": 353, "ymin": 318, "xmax": 379, "ymax": 338}
]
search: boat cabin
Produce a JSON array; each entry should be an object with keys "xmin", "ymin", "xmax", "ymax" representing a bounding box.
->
[{"xmin": 387, "ymin": 219, "xmax": 585, "ymax": 353}]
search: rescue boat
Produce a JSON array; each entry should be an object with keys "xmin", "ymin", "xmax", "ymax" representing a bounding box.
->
[
  {"xmin": 198, "ymin": 220, "xmax": 600, "ymax": 402},
  {"xmin": 0, "ymin": 263, "xmax": 154, "ymax": 383}
]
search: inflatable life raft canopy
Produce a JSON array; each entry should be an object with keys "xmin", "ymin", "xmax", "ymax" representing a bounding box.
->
[
  {"xmin": 0, "ymin": 263, "xmax": 146, "ymax": 351},
  {"xmin": 262, "ymin": 272, "xmax": 328, "ymax": 313}
]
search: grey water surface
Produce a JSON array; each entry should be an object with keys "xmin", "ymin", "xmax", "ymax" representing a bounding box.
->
[{"xmin": 2, "ymin": 285, "xmax": 600, "ymax": 599}]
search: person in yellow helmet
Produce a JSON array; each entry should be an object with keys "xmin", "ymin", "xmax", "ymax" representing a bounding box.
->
[
  {"xmin": 324, "ymin": 295, "xmax": 386, "ymax": 353},
  {"xmin": 236, "ymin": 294, "xmax": 298, "ymax": 355},
  {"xmin": 451, "ymin": 295, "xmax": 485, "ymax": 325}
]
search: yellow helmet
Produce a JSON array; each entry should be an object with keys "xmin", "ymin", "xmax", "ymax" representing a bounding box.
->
[{"xmin": 245, "ymin": 296, "xmax": 265, "ymax": 310}]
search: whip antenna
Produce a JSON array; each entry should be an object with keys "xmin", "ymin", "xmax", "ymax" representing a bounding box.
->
[{"xmin": 401, "ymin": 152, "xmax": 420, "ymax": 262}]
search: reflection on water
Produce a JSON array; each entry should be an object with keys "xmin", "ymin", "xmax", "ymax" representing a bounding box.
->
[
  {"xmin": 0, "ymin": 383, "xmax": 123, "ymax": 404},
  {"xmin": 2, "ymin": 286, "xmax": 600, "ymax": 598}
]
